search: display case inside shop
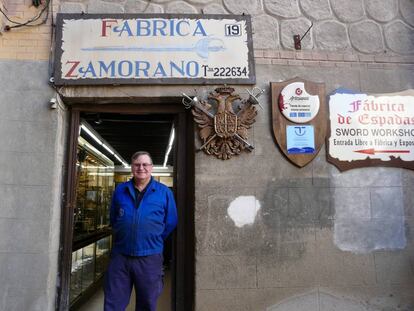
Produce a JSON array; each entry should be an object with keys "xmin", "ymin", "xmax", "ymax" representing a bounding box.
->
[
  {"xmin": 70, "ymin": 236, "xmax": 111, "ymax": 304},
  {"xmin": 73, "ymin": 141, "xmax": 114, "ymax": 242},
  {"xmin": 70, "ymin": 138, "xmax": 114, "ymax": 307}
]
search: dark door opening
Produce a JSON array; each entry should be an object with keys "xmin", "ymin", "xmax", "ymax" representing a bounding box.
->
[{"xmin": 58, "ymin": 104, "xmax": 194, "ymax": 311}]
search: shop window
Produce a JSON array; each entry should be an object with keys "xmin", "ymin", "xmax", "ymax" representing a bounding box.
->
[
  {"xmin": 70, "ymin": 236, "xmax": 112, "ymax": 304},
  {"xmin": 70, "ymin": 142, "xmax": 114, "ymax": 306}
]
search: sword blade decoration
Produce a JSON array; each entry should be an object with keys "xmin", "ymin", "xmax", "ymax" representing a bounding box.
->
[
  {"xmin": 182, "ymin": 93, "xmax": 255, "ymax": 151},
  {"xmin": 245, "ymin": 86, "xmax": 265, "ymax": 110},
  {"xmin": 81, "ymin": 37, "xmax": 226, "ymax": 60},
  {"xmin": 198, "ymin": 133, "xmax": 217, "ymax": 151}
]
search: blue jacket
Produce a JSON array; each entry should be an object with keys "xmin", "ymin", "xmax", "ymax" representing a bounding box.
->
[{"xmin": 110, "ymin": 177, "xmax": 178, "ymax": 256}]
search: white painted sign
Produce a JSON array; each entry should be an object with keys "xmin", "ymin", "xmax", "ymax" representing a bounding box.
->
[
  {"xmin": 279, "ymin": 82, "xmax": 320, "ymax": 123},
  {"xmin": 328, "ymin": 90, "xmax": 414, "ymax": 163},
  {"xmin": 54, "ymin": 14, "xmax": 255, "ymax": 85}
]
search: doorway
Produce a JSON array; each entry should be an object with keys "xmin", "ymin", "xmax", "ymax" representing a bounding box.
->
[{"xmin": 57, "ymin": 103, "xmax": 195, "ymax": 311}]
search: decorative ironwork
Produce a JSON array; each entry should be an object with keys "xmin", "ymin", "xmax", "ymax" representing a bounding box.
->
[{"xmin": 183, "ymin": 86, "xmax": 263, "ymax": 160}]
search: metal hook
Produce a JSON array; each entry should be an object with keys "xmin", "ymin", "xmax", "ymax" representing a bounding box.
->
[{"xmin": 294, "ymin": 22, "xmax": 313, "ymax": 50}]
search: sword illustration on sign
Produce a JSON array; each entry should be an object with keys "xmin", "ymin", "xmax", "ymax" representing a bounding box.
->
[
  {"xmin": 81, "ymin": 37, "xmax": 226, "ymax": 59},
  {"xmin": 355, "ymin": 149, "xmax": 410, "ymax": 155}
]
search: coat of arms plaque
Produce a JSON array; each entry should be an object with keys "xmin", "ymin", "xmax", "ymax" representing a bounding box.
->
[{"xmin": 183, "ymin": 86, "xmax": 262, "ymax": 160}]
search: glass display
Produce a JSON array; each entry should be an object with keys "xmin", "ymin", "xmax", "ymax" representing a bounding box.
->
[
  {"xmin": 74, "ymin": 146, "xmax": 114, "ymax": 242},
  {"xmin": 70, "ymin": 236, "xmax": 111, "ymax": 304},
  {"xmin": 96, "ymin": 236, "xmax": 111, "ymax": 278},
  {"xmin": 70, "ymin": 249, "xmax": 83, "ymax": 303},
  {"xmin": 81, "ymin": 243, "xmax": 95, "ymax": 291},
  {"xmin": 70, "ymin": 142, "xmax": 114, "ymax": 306},
  {"xmin": 159, "ymin": 176, "xmax": 173, "ymax": 187}
]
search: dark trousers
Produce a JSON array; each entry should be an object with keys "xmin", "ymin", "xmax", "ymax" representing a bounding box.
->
[{"xmin": 104, "ymin": 253, "xmax": 164, "ymax": 311}]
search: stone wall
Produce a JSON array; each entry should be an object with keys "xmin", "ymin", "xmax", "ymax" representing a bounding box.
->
[
  {"xmin": 0, "ymin": 60, "xmax": 66, "ymax": 311},
  {"xmin": 195, "ymin": 63, "xmax": 414, "ymax": 311},
  {"xmin": 56, "ymin": 0, "xmax": 414, "ymax": 56},
  {"xmin": 0, "ymin": 2, "xmax": 66, "ymax": 309},
  {"xmin": 1, "ymin": 0, "xmax": 413, "ymax": 61}
]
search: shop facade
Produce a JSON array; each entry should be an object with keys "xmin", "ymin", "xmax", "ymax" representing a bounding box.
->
[{"xmin": 0, "ymin": 0, "xmax": 414, "ymax": 310}]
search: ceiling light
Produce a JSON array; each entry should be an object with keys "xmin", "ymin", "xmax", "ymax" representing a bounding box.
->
[
  {"xmin": 81, "ymin": 121, "xmax": 129, "ymax": 166},
  {"xmin": 78, "ymin": 136, "xmax": 113, "ymax": 166},
  {"xmin": 102, "ymin": 143, "xmax": 115, "ymax": 155},
  {"xmin": 163, "ymin": 125, "xmax": 175, "ymax": 168},
  {"xmin": 153, "ymin": 166, "xmax": 169, "ymax": 170},
  {"xmin": 94, "ymin": 114, "xmax": 103, "ymax": 125},
  {"xmin": 81, "ymin": 124, "xmax": 102, "ymax": 145}
]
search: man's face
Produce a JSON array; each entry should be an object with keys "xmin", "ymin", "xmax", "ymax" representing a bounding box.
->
[{"xmin": 131, "ymin": 155, "xmax": 153, "ymax": 183}]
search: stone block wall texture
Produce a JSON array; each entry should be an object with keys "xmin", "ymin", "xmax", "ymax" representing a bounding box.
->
[
  {"xmin": 0, "ymin": 3, "xmax": 67, "ymax": 310},
  {"xmin": 0, "ymin": 0, "xmax": 413, "ymax": 61},
  {"xmin": 195, "ymin": 62, "xmax": 414, "ymax": 311},
  {"xmin": 0, "ymin": 60, "xmax": 66, "ymax": 311},
  {"xmin": 0, "ymin": 0, "xmax": 413, "ymax": 310}
]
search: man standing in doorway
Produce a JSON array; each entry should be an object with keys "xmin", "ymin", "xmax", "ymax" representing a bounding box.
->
[{"xmin": 104, "ymin": 151, "xmax": 178, "ymax": 311}]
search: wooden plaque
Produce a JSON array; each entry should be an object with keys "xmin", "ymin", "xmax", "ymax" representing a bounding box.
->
[{"xmin": 271, "ymin": 78, "xmax": 327, "ymax": 167}]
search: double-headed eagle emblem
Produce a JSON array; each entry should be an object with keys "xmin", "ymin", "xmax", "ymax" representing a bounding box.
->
[{"xmin": 183, "ymin": 86, "xmax": 263, "ymax": 160}]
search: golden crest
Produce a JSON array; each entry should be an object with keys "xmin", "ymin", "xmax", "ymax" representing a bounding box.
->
[{"xmin": 188, "ymin": 86, "xmax": 259, "ymax": 160}]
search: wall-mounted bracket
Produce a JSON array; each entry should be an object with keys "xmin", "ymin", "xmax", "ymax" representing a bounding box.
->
[
  {"xmin": 293, "ymin": 23, "xmax": 313, "ymax": 50},
  {"xmin": 294, "ymin": 35, "xmax": 301, "ymax": 50}
]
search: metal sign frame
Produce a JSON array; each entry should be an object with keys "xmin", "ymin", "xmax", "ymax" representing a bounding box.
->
[{"xmin": 53, "ymin": 13, "xmax": 256, "ymax": 85}]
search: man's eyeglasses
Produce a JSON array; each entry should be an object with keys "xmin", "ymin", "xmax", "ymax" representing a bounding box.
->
[{"xmin": 132, "ymin": 163, "xmax": 153, "ymax": 168}]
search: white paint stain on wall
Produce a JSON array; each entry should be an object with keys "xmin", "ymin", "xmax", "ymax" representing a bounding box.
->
[{"xmin": 227, "ymin": 196, "xmax": 261, "ymax": 228}]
